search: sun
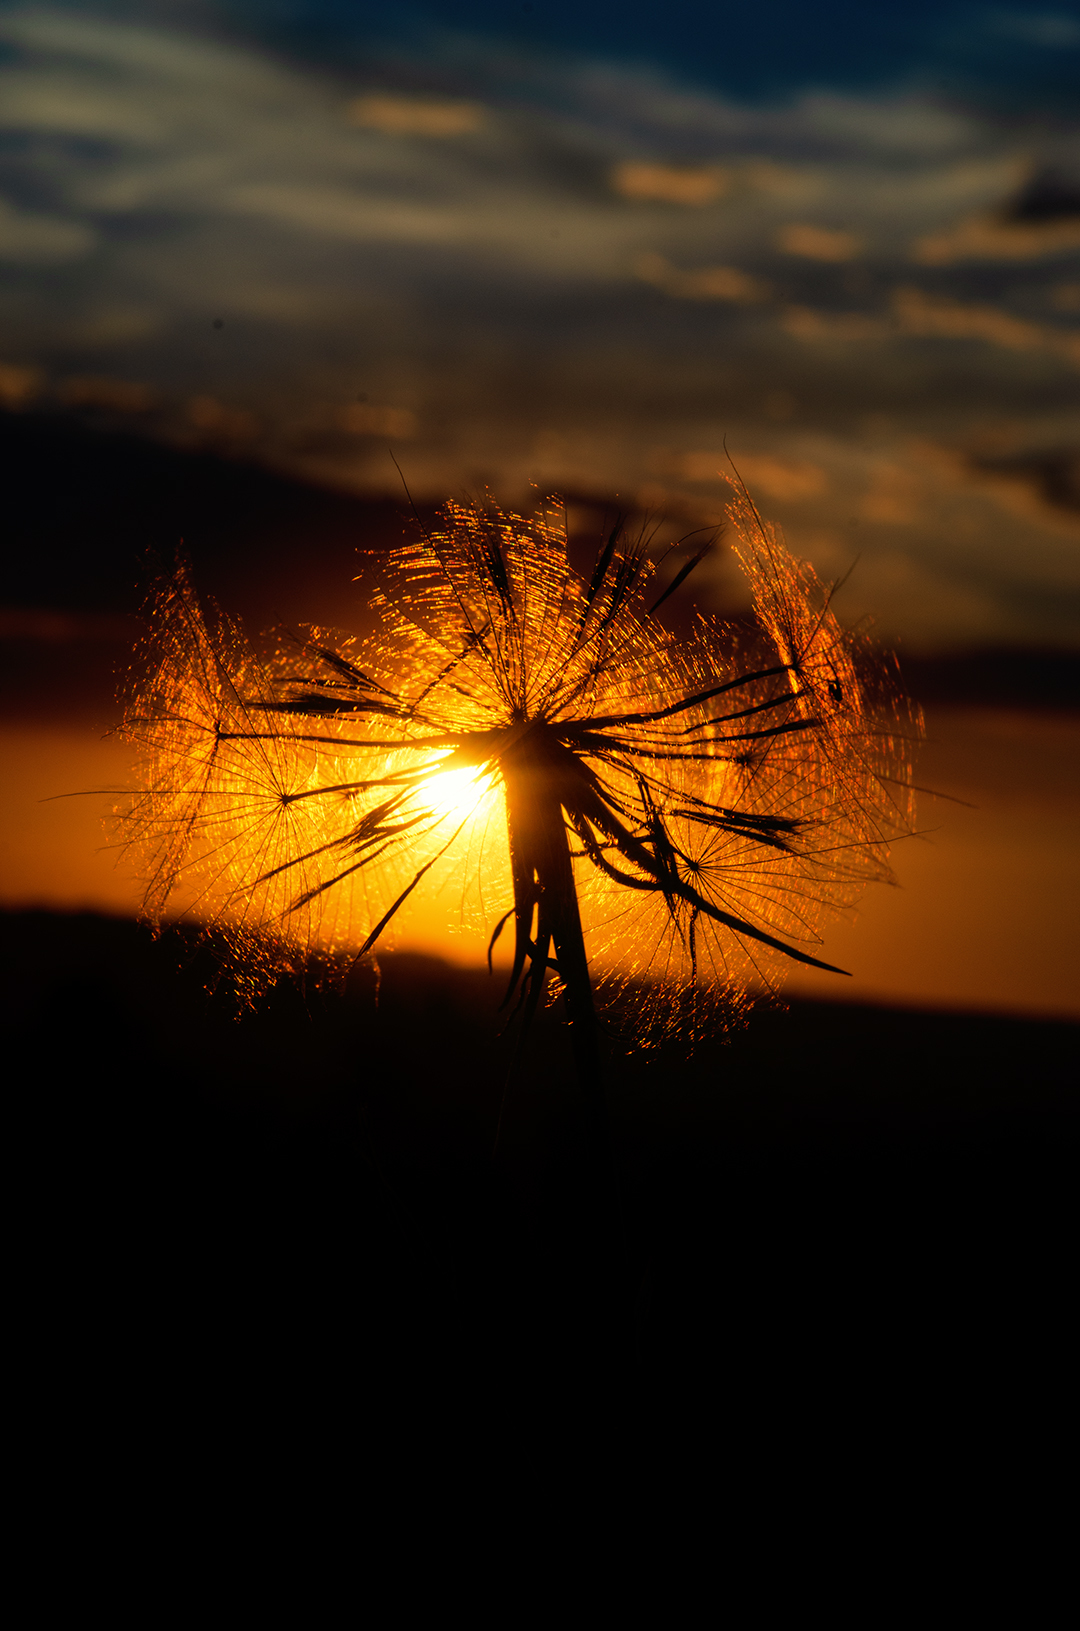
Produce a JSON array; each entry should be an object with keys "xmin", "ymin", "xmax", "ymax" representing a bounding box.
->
[{"xmin": 422, "ymin": 762, "xmax": 496, "ymax": 821}]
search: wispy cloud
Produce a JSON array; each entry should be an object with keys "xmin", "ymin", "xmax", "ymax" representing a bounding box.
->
[
  {"xmin": 347, "ymin": 95, "xmax": 486, "ymax": 136},
  {"xmin": 913, "ymin": 214, "xmax": 1080, "ymax": 264},
  {"xmin": 0, "ymin": 198, "xmax": 96, "ymax": 262},
  {"xmin": 777, "ymin": 224, "xmax": 863, "ymax": 262}
]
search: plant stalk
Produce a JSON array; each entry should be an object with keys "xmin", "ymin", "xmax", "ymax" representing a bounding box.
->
[{"xmin": 501, "ymin": 724, "xmax": 605, "ymax": 1160}]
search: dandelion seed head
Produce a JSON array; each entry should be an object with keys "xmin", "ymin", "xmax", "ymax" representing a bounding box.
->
[{"xmin": 116, "ymin": 489, "xmax": 920, "ymax": 1044}]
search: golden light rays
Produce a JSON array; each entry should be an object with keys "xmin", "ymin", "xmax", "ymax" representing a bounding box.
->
[{"xmin": 117, "ymin": 489, "xmax": 920, "ymax": 1044}]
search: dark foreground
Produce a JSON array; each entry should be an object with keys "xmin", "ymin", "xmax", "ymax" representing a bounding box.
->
[{"xmin": 7, "ymin": 909, "xmax": 1075, "ymax": 1437}]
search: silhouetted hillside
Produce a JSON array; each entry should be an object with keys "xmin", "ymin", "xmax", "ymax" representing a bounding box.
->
[{"xmin": 8, "ymin": 908, "xmax": 1075, "ymax": 1422}]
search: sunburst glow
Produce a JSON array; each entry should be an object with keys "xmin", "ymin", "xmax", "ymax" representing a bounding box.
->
[{"xmin": 422, "ymin": 761, "xmax": 497, "ymax": 822}]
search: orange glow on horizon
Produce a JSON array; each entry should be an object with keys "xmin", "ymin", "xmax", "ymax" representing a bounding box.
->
[{"xmin": 2, "ymin": 707, "xmax": 1076, "ymax": 1018}]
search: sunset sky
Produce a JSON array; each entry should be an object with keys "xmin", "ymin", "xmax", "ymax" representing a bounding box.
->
[{"xmin": 2, "ymin": 1, "xmax": 1078, "ymax": 1015}]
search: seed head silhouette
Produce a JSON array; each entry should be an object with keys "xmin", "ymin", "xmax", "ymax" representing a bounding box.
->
[{"xmin": 118, "ymin": 484, "xmax": 920, "ymax": 1084}]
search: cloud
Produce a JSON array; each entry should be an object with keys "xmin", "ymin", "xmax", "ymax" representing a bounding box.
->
[
  {"xmin": 782, "ymin": 307, "xmax": 887, "ymax": 340},
  {"xmin": 777, "ymin": 223, "xmax": 862, "ymax": 261},
  {"xmin": 611, "ymin": 163, "xmax": 730, "ymax": 205},
  {"xmin": 922, "ymin": 440, "xmax": 1080, "ymax": 539},
  {"xmin": 687, "ymin": 451, "xmax": 828, "ymax": 500},
  {"xmin": 798, "ymin": 95, "xmax": 979, "ymax": 156},
  {"xmin": 780, "ymin": 289, "xmax": 1080, "ymax": 370},
  {"xmin": 0, "ymin": 198, "xmax": 96, "ymax": 263},
  {"xmin": 57, "ymin": 375, "xmax": 156, "ymax": 411},
  {"xmin": 912, "ymin": 213, "xmax": 1080, "ymax": 263},
  {"xmin": 859, "ymin": 463, "xmax": 924, "ymax": 523},
  {"xmin": 340, "ymin": 402, "xmax": 418, "ymax": 439},
  {"xmin": 741, "ymin": 162, "xmax": 823, "ymax": 201},
  {"xmin": 185, "ymin": 395, "xmax": 258, "ymax": 443},
  {"xmin": 220, "ymin": 185, "xmax": 475, "ymax": 248},
  {"xmin": 0, "ymin": 362, "xmax": 45, "ymax": 405},
  {"xmin": 347, "ymin": 96, "xmax": 485, "ymax": 136},
  {"xmin": 635, "ymin": 253, "xmax": 769, "ymax": 301},
  {"xmin": 892, "ymin": 286, "xmax": 1080, "ymax": 367}
]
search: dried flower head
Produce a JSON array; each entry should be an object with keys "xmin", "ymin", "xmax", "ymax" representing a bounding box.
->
[{"xmin": 118, "ymin": 489, "xmax": 920, "ymax": 1052}]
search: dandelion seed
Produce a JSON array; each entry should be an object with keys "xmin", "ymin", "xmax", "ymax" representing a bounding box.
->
[{"xmin": 117, "ymin": 488, "xmax": 921, "ymax": 1056}]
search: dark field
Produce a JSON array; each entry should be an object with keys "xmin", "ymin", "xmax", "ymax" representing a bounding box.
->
[{"xmin": 9, "ymin": 908, "xmax": 1074, "ymax": 1425}]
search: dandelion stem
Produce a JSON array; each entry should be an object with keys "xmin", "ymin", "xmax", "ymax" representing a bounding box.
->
[{"xmin": 502, "ymin": 726, "xmax": 605, "ymax": 1154}]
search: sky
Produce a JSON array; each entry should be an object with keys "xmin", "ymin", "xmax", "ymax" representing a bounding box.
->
[
  {"xmin": 1, "ymin": 0, "xmax": 1078, "ymax": 652},
  {"xmin": 1, "ymin": 1, "xmax": 1078, "ymax": 1014}
]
